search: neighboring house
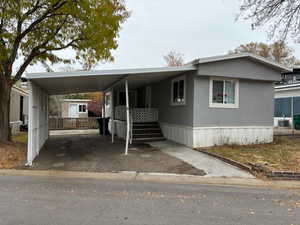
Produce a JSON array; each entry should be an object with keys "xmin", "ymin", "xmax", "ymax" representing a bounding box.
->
[
  {"xmin": 10, "ymin": 86, "xmax": 29, "ymax": 134},
  {"xmin": 26, "ymin": 53, "xmax": 289, "ymax": 165},
  {"xmin": 60, "ymin": 99, "xmax": 91, "ymax": 118},
  {"xmin": 274, "ymin": 68, "xmax": 300, "ymax": 127}
]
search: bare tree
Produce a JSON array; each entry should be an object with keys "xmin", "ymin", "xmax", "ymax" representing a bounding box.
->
[
  {"xmin": 230, "ymin": 41, "xmax": 300, "ymax": 67},
  {"xmin": 164, "ymin": 51, "xmax": 184, "ymax": 67},
  {"xmin": 239, "ymin": 0, "xmax": 300, "ymax": 41},
  {"xmin": 81, "ymin": 54, "xmax": 98, "ymax": 71}
]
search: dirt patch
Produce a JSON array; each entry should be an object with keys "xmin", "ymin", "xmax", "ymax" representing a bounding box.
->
[
  {"xmin": 196, "ymin": 136, "xmax": 300, "ymax": 172},
  {"xmin": 21, "ymin": 134, "xmax": 205, "ymax": 176},
  {"xmin": 0, "ymin": 142, "xmax": 27, "ymax": 169}
]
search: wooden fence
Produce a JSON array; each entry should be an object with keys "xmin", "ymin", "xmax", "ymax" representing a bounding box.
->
[{"xmin": 49, "ymin": 117, "xmax": 99, "ymax": 130}]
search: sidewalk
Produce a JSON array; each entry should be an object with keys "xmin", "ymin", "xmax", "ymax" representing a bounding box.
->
[{"xmin": 148, "ymin": 141, "xmax": 254, "ymax": 178}]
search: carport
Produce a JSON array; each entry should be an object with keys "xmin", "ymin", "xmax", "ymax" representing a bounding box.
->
[{"xmin": 26, "ymin": 66, "xmax": 196, "ymax": 165}]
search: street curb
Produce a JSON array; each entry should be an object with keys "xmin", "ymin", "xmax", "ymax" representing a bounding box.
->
[{"xmin": 1, "ymin": 169, "xmax": 300, "ymax": 189}]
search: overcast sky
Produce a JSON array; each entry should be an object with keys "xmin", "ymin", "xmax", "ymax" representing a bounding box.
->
[{"xmin": 26, "ymin": 0, "xmax": 300, "ymax": 73}]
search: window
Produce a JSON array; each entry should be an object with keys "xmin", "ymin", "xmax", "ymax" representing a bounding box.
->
[
  {"xmin": 79, "ymin": 104, "xmax": 87, "ymax": 113},
  {"xmin": 209, "ymin": 78, "xmax": 239, "ymax": 108},
  {"xmin": 274, "ymin": 98, "xmax": 291, "ymax": 117},
  {"xmin": 171, "ymin": 76, "xmax": 186, "ymax": 105}
]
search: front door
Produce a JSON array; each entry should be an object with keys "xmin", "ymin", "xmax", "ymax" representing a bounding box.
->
[
  {"xmin": 145, "ymin": 86, "xmax": 151, "ymax": 108},
  {"xmin": 69, "ymin": 104, "xmax": 79, "ymax": 118}
]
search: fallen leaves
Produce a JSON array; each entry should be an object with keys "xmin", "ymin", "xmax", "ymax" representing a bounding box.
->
[{"xmin": 0, "ymin": 142, "xmax": 27, "ymax": 169}]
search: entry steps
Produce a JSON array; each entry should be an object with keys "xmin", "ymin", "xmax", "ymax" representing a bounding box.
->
[{"xmin": 132, "ymin": 122, "xmax": 165, "ymax": 142}]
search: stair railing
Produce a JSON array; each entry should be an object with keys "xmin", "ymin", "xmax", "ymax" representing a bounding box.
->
[{"xmin": 129, "ymin": 111, "xmax": 133, "ymax": 144}]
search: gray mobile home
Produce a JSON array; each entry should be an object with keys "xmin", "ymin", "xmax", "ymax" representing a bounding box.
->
[
  {"xmin": 104, "ymin": 53, "xmax": 289, "ymax": 148},
  {"xmin": 26, "ymin": 53, "xmax": 289, "ymax": 165}
]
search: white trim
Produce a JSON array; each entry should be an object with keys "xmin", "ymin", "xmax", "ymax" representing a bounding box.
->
[
  {"xmin": 60, "ymin": 99, "xmax": 92, "ymax": 102},
  {"xmin": 274, "ymin": 89, "xmax": 300, "ymax": 98},
  {"xmin": 27, "ymin": 65, "xmax": 197, "ymax": 79},
  {"xmin": 275, "ymin": 82, "xmax": 300, "ymax": 90},
  {"xmin": 170, "ymin": 75, "xmax": 187, "ymax": 106},
  {"xmin": 209, "ymin": 77, "xmax": 239, "ymax": 108}
]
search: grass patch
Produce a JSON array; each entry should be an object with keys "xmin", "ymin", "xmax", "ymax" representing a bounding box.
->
[
  {"xmin": 197, "ymin": 136, "xmax": 300, "ymax": 172},
  {"xmin": 12, "ymin": 132, "xmax": 28, "ymax": 144},
  {"xmin": 0, "ymin": 132, "xmax": 27, "ymax": 169}
]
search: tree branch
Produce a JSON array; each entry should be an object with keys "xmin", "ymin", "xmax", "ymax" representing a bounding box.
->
[
  {"xmin": 5, "ymin": 0, "xmax": 68, "ymax": 79},
  {"xmin": 22, "ymin": 0, "xmax": 42, "ymax": 20}
]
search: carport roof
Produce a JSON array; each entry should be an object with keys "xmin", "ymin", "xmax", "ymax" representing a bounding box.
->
[{"xmin": 26, "ymin": 66, "xmax": 196, "ymax": 95}]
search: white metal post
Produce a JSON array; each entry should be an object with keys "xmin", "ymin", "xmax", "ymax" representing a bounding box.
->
[
  {"xmin": 26, "ymin": 81, "xmax": 33, "ymax": 166},
  {"xmin": 292, "ymin": 97, "xmax": 294, "ymax": 136},
  {"xmin": 111, "ymin": 88, "xmax": 115, "ymax": 143},
  {"xmin": 102, "ymin": 93, "xmax": 106, "ymax": 136},
  {"xmin": 125, "ymin": 80, "xmax": 130, "ymax": 155}
]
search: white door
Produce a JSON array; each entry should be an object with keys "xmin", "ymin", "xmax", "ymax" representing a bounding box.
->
[
  {"xmin": 69, "ymin": 104, "xmax": 79, "ymax": 118},
  {"xmin": 105, "ymin": 92, "xmax": 112, "ymax": 117}
]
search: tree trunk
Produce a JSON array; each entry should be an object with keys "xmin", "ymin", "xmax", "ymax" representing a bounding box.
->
[{"xmin": 0, "ymin": 77, "xmax": 12, "ymax": 142}]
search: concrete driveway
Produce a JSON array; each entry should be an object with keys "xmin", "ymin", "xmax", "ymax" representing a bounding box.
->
[
  {"xmin": 149, "ymin": 141, "xmax": 254, "ymax": 178},
  {"xmin": 23, "ymin": 131, "xmax": 205, "ymax": 176},
  {"xmin": 25, "ymin": 130, "xmax": 254, "ymax": 178}
]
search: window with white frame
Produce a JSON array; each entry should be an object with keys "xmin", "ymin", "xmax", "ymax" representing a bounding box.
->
[
  {"xmin": 209, "ymin": 78, "xmax": 239, "ymax": 108},
  {"xmin": 171, "ymin": 76, "xmax": 186, "ymax": 105},
  {"xmin": 78, "ymin": 104, "xmax": 87, "ymax": 113}
]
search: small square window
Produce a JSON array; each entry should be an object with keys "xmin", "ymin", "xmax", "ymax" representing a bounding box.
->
[
  {"xmin": 171, "ymin": 76, "xmax": 186, "ymax": 105},
  {"xmin": 210, "ymin": 78, "xmax": 239, "ymax": 108},
  {"xmin": 79, "ymin": 104, "xmax": 87, "ymax": 112}
]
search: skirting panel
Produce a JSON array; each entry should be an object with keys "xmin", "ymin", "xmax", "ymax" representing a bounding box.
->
[
  {"xmin": 193, "ymin": 126, "xmax": 273, "ymax": 148},
  {"xmin": 274, "ymin": 117, "xmax": 292, "ymax": 127},
  {"xmin": 160, "ymin": 123, "xmax": 194, "ymax": 147},
  {"xmin": 114, "ymin": 120, "xmax": 126, "ymax": 140},
  {"xmin": 160, "ymin": 123, "xmax": 273, "ymax": 148}
]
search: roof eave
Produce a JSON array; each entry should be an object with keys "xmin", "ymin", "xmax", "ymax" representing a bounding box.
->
[
  {"xmin": 26, "ymin": 65, "xmax": 197, "ymax": 80},
  {"xmin": 193, "ymin": 53, "xmax": 292, "ymax": 73}
]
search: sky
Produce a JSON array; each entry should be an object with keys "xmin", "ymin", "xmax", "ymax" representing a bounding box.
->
[{"xmin": 26, "ymin": 0, "xmax": 300, "ymax": 73}]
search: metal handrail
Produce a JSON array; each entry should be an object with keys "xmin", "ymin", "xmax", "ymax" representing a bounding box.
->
[{"xmin": 129, "ymin": 111, "xmax": 133, "ymax": 144}]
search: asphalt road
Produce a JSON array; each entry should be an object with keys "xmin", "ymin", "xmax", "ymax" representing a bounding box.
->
[{"xmin": 0, "ymin": 175, "xmax": 300, "ymax": 225}]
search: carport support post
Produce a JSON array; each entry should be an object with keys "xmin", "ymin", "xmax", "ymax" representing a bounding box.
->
[
  {"xmin": 111, "ymin": 88, "xmax": 115, "ymax": 143},
  {"xmin": 125, "ymin": 80, "xmax": 130, "ymax": 155},
  {"xmin": 102, "ymin": 93, "xmax": 106, "ymax": 136}
]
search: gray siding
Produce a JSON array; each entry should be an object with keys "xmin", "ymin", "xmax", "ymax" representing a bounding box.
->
[
  {"xmin": 193, "ymin": 76, "xmax": 274, "ymax": 127},
  {"xmin": 198, "ymin": 58, "xmax": 281, "ymax": 81},
  {"xmin": 151, "ymin": 72, "xmax": 195, "ymax": 126}
]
